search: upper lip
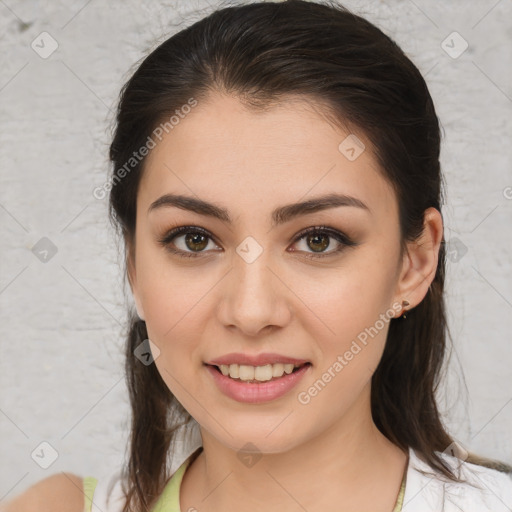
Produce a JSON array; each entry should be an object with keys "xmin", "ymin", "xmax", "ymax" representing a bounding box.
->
[{"xmin": 206, "ymin": 353, "xmax": 310, "ymax": 367}]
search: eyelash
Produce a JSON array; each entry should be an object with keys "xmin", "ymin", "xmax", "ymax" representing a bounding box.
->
[{"xmin": 157, "ymin": 225, "xmax": 357, "ymax": 260}]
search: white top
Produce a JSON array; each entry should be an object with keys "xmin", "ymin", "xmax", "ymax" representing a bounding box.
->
[
  {"xmin": 402, "ymin": 447, "xmax": 512, "ymax": 511},
  {"xmin": 90, "ymin": 447, "xmax": 512, "ymax": 512}
]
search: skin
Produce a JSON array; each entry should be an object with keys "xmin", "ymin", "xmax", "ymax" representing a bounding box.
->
[{"xmin": 128, "ymin": 92, "xmax": 443, "ymax": 512}]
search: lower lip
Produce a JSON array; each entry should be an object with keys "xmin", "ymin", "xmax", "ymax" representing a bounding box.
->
[{"xmin": 205, "ymin": 363, "xmax": 311, "ymax": 404}]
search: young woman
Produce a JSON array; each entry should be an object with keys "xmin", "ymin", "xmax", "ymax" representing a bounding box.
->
[{"xmin": 4, "ymin": 1, "xmax": 511, "ymax": 511}]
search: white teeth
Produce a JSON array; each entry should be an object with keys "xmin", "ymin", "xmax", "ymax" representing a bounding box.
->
[
  {"xmin": 229, "ymin": 364, "xmax": 239, "ymax": 379},
  {"xmin": 217, "ymin": 362, "xmax": 305, "ymax": 381},
  {"xmin": 254, "ymin": 364, "xmax": 273, "ymax": 381},
  {"xmin": 238, "ymin": 365, "xmax": 254, "ymax": 380},
  {"xmin": 272, "ymin": 363, "xmax": 284, "ymax": 377},
  {"xmin": 283, "ymin": 364, "xmax": 294, "ymax": 375}
]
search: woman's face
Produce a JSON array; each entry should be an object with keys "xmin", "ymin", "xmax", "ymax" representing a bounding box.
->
[{"xmin": 128, "ymin": 93, "xmax": 427, "ymax": 453}]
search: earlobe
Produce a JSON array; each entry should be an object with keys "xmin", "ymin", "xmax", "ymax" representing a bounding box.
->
[
  {"xmin": 393, "ymin": 207, "xmax": 443, "ymax": 312},
  {"xmin": 127, "ymin": 251, "xmax": 145, "ymax": 321},
  {"xmin": 134, "ymin": 294, "xmax": 146, "ymax": 321},
  {"xmin": 131, "ymin": 279, "xmax": 146, "ymax": 321}
]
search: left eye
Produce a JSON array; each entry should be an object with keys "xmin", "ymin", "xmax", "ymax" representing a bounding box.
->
[
  {"xmin": 157, "ymin": 225, "xmax": 357, "ymax": 259},
  {"xmin": 290, "ymin": 226, "xmax": 357, "ymax": 259}
]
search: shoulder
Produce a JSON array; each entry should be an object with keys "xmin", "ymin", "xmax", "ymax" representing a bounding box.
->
[
  {"xmin": 0, "ymin": 472, "xmax": 85, "ymax": 512},
  {"xmin": 403, "ymin": 447, "xmax": 512, "ymax": 512}
]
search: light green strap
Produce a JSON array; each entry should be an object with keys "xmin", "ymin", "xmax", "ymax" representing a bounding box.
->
[
  {"xmin": 82, "ymin": 476, "xmax": 98, "ymax": 512},
  {"xmin": 392, "ymin": 473, "xmax": 407, "ymax": 512},
  {"xmin": 153, "ymin": 448, "xmax": 203, "ymax": 512},
  {"xmin": 152, "ymin": 458, "xmax": 192, "ymax": 512}
]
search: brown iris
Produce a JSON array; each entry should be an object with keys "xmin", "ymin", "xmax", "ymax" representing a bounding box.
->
[
  {"xmin": 307, "ymin": 233, "xmax": 330, "ymax": 252},
  {"xmin": 185, "ymin": 232, "xmax": 209, "ymax": 252}
]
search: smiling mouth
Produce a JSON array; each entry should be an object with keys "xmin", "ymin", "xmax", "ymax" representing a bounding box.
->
[{"xmin": 207, "ymin": 362, "xmax": 311, "ymax": 383}]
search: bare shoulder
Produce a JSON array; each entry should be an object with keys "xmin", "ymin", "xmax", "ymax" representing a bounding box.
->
[{"xmin": 1, "ymin": 472, "xmax": 85, "ymax": 512}]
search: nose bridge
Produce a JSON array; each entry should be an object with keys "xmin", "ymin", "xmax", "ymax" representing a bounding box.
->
[
  {"xmin": 234, "ymin": 241, "xmax": 276, "ymax": 307},
  {"xmin": 219, "ymin": 237, "xmax": 289, "ymax": 335},
  {"xmin": 235, "ymin": 245, "xmax": 273, "ymax": 297}
]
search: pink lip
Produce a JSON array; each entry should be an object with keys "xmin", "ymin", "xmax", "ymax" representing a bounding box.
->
[
  {"xmin": 205, "ymin": 363, "xmax": 311, "ymax": 404},
  {"xmin": 206, "ymin": 352, "xmax": 310, "ymax": 366}
]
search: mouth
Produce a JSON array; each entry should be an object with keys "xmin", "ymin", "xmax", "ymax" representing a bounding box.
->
[
  {"xmin": 205, "ymin": 362, "xmax": 312, "ymax": 383},
  {"xmin": 205, "ymin": 361, "xmax": 312, "ymax": 403}
]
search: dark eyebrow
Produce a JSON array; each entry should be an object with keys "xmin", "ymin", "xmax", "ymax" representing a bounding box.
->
[{"xmin": 147, "ymin": 192, "xmax": 370, "ymax": 227}]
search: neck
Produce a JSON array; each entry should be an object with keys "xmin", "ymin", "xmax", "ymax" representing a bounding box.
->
[{"xmin": 180, "ymin": 383, "xmax": 408, "ymax": 512}]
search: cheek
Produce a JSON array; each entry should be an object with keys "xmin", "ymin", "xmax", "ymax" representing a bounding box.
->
[
  {"xmin": 299, "ymin": 249, "xmax": 398, "ymax": 386},
  {"xmin": 296, "ymin": 280, "xmax": 392, "ymax": 418},
  {"xmin": 141, "ymin": 270, "xmax": 210, "ymax": 404},
  {"xmin": 141, "ymin": 272, "xmax": 207, "ymax": 358},
  {"xmin": 302, "ymin": 259, "xmax": 397, "ymax": 345},
  {"xmin": 136, "ymin": 264, "xmax": 225, "ymax": 401},
  {"xmin": 135, "ymin": 240, "xmax": 206, "ymax": 337}
]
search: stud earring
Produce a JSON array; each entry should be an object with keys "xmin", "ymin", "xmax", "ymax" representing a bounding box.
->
[{"xmin": 400, "ymin": 300, "xmax": 410, "ymax": 319}]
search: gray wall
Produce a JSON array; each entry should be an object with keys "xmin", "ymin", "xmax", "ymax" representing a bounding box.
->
[{"xmin": 1, "ymin": 0, "xmax": 511, "ymax": 500}]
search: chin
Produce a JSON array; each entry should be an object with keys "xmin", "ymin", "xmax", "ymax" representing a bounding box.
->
[{"xmin": 211, "ymin": 425, "xmax": 305, "ymax": 455}]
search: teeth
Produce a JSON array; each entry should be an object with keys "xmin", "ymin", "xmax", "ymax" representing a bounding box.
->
[
  {"xmin": 217, "ymin": 362, "xmax": 303, "ymax": 381},
  {"xmin": 283, "ymin": 363, "xmax": 295, "ymax": 375},
  {"xmin": 239, "ymin": 365, "xmax": 254, "ymax": 381},
  {"xmin": 254, "ymin": 364, "xmax": 272, "ymax": 381},
  {"xmin": 229, "ymin": 364, "xmax": 239, "ymax": 379},
  {"xmin": 272, "ymin": 363, "xmax": 284, "ymax": 377}
]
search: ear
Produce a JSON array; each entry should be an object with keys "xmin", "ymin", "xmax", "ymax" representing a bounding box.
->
[
  {"xmin": 392, "ymin": 207, "xmax": 444, "ymax": 314},
  {"xmin": 126, "ymin": 241, "xmax": 145, "ymax": 321}
]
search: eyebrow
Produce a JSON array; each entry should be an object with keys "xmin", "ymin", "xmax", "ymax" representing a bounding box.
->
[{"xmin": 147, "ymin": 192, "xmax": 370, "ymax": 227}]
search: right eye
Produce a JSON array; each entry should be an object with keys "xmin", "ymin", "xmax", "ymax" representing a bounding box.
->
[{"xmin": 157, "ymin": 225, "xmax": 220, "ymax": 258}]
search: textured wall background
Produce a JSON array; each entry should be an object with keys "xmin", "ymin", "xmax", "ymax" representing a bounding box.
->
[{"xmin": 1, "ymin": 0, "xmax": 511, "ymax": 502}]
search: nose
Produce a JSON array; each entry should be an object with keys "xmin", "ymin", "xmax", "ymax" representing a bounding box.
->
[{"xmin": 217, "ymin": 247, "xmax": 292, "ymax": 338}]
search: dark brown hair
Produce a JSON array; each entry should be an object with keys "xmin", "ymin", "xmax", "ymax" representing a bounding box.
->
[{"xmin": 107, "ymin": 1, "xmax": 511, "ymax": 510}]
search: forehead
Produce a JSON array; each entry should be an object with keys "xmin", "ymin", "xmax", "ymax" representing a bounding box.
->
[{"xmin": 138, "ymin": 93, "xmax": 397, "ymax": 222}]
